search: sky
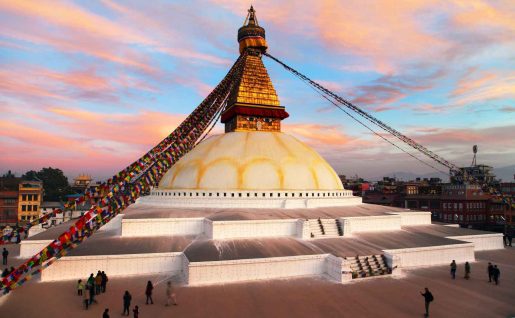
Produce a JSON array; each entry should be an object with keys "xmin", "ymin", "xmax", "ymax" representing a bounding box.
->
[{"xmin": 0, "ymin": 0, "xmax": 514, "ymax": 181}]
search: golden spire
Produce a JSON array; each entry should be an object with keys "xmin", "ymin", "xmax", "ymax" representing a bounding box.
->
[{"xmin": 221, "ymin": 7, "xmax": 288, "ymax": 133}]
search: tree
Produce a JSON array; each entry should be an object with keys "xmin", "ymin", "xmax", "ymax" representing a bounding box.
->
[{"xmin": 22, "ymin": 167, "xmax": 75, "ymax": 201}]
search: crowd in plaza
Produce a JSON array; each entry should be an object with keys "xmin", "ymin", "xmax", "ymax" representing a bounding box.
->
[
  {"xmin": 420, "ymin": 260, "xmax": 503, "ymax": 317},
  {"xmin": 74, "ymin": 270, "xmax": 178, "ymax": 317}
]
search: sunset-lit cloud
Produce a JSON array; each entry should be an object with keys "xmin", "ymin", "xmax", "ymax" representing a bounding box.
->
[{"xmin": 1, "ymin": 0, "xmax": 514, "ymax": 180}]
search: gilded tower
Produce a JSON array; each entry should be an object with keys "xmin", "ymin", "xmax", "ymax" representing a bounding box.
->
[{"xmin": 221, "ymin": 6, "xmax": 289, "ymax": 133}]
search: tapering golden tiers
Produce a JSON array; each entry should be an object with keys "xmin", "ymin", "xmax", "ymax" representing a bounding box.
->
[
  {"xmin": 222, "ymin": 51, "xmax": 289, "ymax": 132},
  {"xmin": 222, "ymin": 7, "xmax": 289, "ymax": 133},
  {"xmin": 238, "ymin": 5, "xmax": 268, "ymax": 54}
]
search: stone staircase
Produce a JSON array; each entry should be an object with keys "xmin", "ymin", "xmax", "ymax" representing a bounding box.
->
[
  {"xmin": 308, "ymin": 219, "xmax": 343, "ymax": 238},
  {"xmin": 346, "ymin": 254, "xmax": 391, "ymax": 279},
  {"xmin": 320, "ymin": 219, "xmax": 339, "ymax": 237},
  {"xmin": 308, "ymin": 219, "xmax": 324, "ymax": 238}
]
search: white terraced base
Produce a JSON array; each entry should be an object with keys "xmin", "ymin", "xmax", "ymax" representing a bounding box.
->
[
  {"xmin": 24, "ymin": 202, "xmax": 504, "ymax": 285},
  {"xmin": 138, "ymin": 189, "xmax": 361, "ymax": 209}
]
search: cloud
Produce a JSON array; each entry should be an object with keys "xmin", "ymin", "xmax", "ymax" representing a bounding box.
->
[
  {"xmin": 0, "ymin": 64, "xmax": 158, "ymax": 103},
  {"xmin": 0, "ymin": 105, "xmax": 187, "ymax": 178},
  {"xmin": 499, "ymin": 106, "xmax": 515, "ymax": 113}
]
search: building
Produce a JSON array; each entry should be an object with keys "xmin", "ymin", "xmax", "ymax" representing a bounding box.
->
[
  {"xmin": 451, "ymin": 164, "xmax": 497, "ymax": 185},
  {"xmin": 0, "ymin": 176, "xmax": 22, "ymax": 226},
  {"xmin": 71, "ymin": 174, "xmax": 92, "ymax": 193},
  {"xmin": 17, "ymin": 181, "xmax": 43, "ymax": 223}
]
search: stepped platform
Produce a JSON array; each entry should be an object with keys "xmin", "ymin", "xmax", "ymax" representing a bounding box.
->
[{"xmin": 18, "ymin": 201, "xmax": 503, "ymax": 285}]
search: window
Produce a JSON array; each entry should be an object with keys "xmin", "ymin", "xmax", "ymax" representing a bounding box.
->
[
  {"xmin": 22, "ymin": 194, "xmax": 27, "ymax": 201},
  {"xmin": 4, "ymin": 199, "xmax": 16, "ymax": 204},
  {"xmin": 33, "ymin": 205, "xmax": 38, "ymax": 211}
]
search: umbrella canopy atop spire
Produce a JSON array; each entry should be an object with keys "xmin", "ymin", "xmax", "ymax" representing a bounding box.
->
[{"xmin": 238, "ymin": 6, "xmax": 268, "ymax": 54}]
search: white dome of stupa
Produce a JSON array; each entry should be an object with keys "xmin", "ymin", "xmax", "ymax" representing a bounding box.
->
[{"xmin": 158, "ymin": 131, "xmax": 343, "ymax": 191}]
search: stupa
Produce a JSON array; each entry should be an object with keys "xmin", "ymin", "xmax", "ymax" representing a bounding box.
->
[
  {"xmin": 20, "ymin": 6, "xmax": 503, "ymax": 287},
  {"xmin": 147, "ymin": 6, "xmax": 353, "ymax": 209}
]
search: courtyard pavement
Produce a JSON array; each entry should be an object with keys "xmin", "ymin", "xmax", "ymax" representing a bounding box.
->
[{"xmin": 0, "ymin": 246, "xmax": 513, "ymax": 317}]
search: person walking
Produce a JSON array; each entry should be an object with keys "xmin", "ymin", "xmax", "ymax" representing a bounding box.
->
[
  {"xmin": 145, "ymin": 281, "xmax": 154, "ymax": 305},
  {"xmin": 165, "ymin": 281, "xmax": 177, "ymax": 306},
  {"xmin": 420, "ymin": 287, "xmax": 434, "ymax": 317},
  {"xmin": 2, "ymin": 248, "xmax": 8, "ymax": 265},
  {"xmin": 89, "ymin": 281, "xmax": 97, "ymax": 305},
  {"xmin": 123, "ymin": 290, "xmax": 132, "ymax": 316},
  {"xmin": 493, "ymin": 265, "xmax": 500, "ymax": 285},
  {"xmin": 101, "ymin": 271, "xmax": 108, "ymax": 293},
  {"xmin": 95, "ymin": 271, "xmax": 103, "ymax": 295},
  {"xmin": 83, "ymin": 286, "xmax": 90, "ymax": 310},
  {"xmin": 464, "ymin": 262, "xmax": 471, "ymax": 280},
  {"xmin": 487, "ymin": 262, "xmax": 494, "ymax": 282},
  {"xmin": 103, "ymin": 308, "xmax": 110, "ymax": 318},
  {"xmin": 450, "ymin": 260, "xmax": 457, "ymax": 279},
  {"xmin": 77, "ymin": 279, "xmax": 84, "ymax": 296},
  {"xmin": 133, "ymin": 305, "xmax": 139, "ymax": 318},
  {"xmin": 86, "ymin": 273, "xmax": 94, "ymax": 291}
]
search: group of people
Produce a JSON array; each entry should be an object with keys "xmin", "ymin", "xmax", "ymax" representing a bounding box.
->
[
  {"xmin": 90, "ymin": 279, "xmax": 178, "ymax": 317},
  {"xmin": 77, "ymin": 270, "xmax": 109, "ymax": 309},
  {"xmin": 1, "ymin": 266, "xmax": 15, "ymax": 278},
  {"xmin": 421, "ymin": 259, "xmax": 504, "ymax": 317},
  {"xmin": 449, "ymin": 260, "xmax": 501, "ymax": 283},
  {"xmin": 487, "ymin": 262, "xmax": 501, "ymax": 285}
]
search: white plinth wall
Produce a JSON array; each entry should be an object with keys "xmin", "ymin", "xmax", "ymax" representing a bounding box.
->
[
  {"xmin": 187, "ymin": 254, "xmax": 344, "ymax": 286},
  {"xmin": 41, "ymin": 252, "xmax": 185, "ymax": 282},
  {"xmin": 383, "ymin": 243, "xmax": 475, "ymax": 268}
]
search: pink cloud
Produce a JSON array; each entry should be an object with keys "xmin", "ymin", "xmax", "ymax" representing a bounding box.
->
[{"xmin": 0, "ymin": 105, "xmax": 187, "ymax": 178}]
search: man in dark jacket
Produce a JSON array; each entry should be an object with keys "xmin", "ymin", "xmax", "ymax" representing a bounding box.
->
[
  {"xmin": 420, "ymin": 287, "xmax": 434, "ymax": 317},
  {"xmin": 2, "ymin": 248, "xmax": 8, "ymax": 265},
  {"xmin": 450, "ymin": 260, "xmax": 457, "ymax": 279},
  {"xmin": 487, "ymin": 262, "xmax": 494, "ymax": 282},
  {"xmin": 103, "ymin": 308, "xmax": 110, "ymax": 318},
  {"xmin": 101, "ymin": 271, "xmax": 108, "ymax": 293},
  {"xmin": 493, "ymin": 265, "xmax": 500, "ymax": 285},
  {"xmin": 464, "ymin": 262, "xmax": 471, "ymax": 280},
  {"xmin": 123, "ymin": 290, "xmax": 132, "ymax": 316}
]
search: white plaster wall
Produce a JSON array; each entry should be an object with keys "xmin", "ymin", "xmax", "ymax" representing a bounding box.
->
[
  {"xmin": 211, "ymin": 219, "xmax": 301, "ymax": 239},
  {"xmin": 325, "ymin": 254, "xmax": 345, "ymax": 282},
  {"xmin": 340, "ymin": 215, "xmax": 401, "ymax": 234},
  {"xmin": 41, "ymin": 252, "xmax": 185, "ymax": 282},
  {"xmin": 187, "ymin": 254, "xmax": 330, "ymax": 285},
  {"xmin": 121, "ymin": 218, "xmax": 205, "ymax": 237},
  {"xmin": 383, "ymin": 243, "xmax": 475, "ymax": 268},
  {"xmin": 446, "ymin": 234, "xmax": 504, "ymax": 251},
  {"xmin": 203, "ymin": 219, "xmax": 213, "ymax": 239},
  {"xmin": 388, "ymin": 212, "xmax": 431, "ymax": 226},
  {"xmin": 98, "ymin": 214, "xmax": 123, "ymax": 232},
  {"xmin": 20, "ymin": 240, "xmax": 52, "ymax": 258},
  {"xmin": 298, "ymin": 219, "xmax": 310, "ymax": 239}
]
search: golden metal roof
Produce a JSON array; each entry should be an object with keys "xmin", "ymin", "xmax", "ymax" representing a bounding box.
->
[{"xmin": 228, "ymin": 53, "xmax": 280, "ymax": 107}]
